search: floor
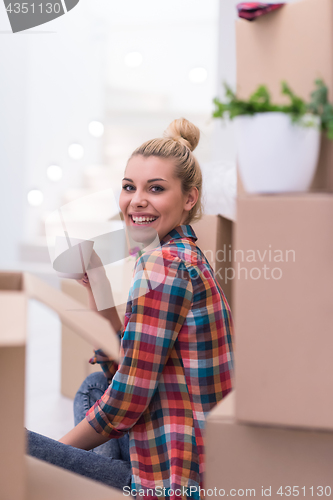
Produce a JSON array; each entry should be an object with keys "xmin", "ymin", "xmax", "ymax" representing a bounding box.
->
[{"xmin": 25, "ymin": 298, "xmax": 74, "ymax": 440}]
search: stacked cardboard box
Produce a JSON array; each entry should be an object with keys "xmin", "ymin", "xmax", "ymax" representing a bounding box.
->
[
  {"xmin": 205, "ymin": 195, "xmax": 333, "ymax": 495},
  {"xmin": 205, "ymin": 0, "xmax": 333, "ymax": 494},
  {"xmin": 234, "ymin": 194, "xmax": 333, "ymax": 430},
  {"xmin": 206, "ymin": 392, "xmax": 333, "ymax": 495}
]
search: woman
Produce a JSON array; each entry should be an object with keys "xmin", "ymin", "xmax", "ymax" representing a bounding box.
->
[{"xmin": 28, "ymin": 118, "xmax": 234, "ymax": 499}]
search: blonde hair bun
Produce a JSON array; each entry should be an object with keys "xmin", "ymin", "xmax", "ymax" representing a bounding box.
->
[{"xmin": 163, "ymin": 118, "xmax": 200, "ymax": 152}]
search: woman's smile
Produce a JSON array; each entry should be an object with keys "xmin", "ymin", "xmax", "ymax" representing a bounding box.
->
[{"xmin": 128, "ymin": 212, "xmax": 160, "ymax": 226}]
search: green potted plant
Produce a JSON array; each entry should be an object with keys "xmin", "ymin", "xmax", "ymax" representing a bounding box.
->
[{"xmin": 212, "ymin": 80, "xmax": 333, "ymax": 194}]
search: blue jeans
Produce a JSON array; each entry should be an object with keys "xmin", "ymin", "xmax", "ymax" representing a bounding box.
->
[{"xmin": 26, "ymin": 372, "xmax": 132, "ymax": 490}]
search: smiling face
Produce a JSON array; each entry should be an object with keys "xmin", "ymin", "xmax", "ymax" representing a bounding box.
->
[{"xmin": 119, "ymin": 155, "xmax": 198, "ymax": 242}]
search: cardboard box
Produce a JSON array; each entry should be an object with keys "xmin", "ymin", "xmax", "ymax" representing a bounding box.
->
[
  {"xmin": 0, "ymin": 273, "xmax": 26, "ymax": 499},
  {"xmin": 0, "ymin": 271, "xmax": 120, "ymax": 500},
  {"xmin": 192, "ymin": 214, "xmax": 233, "ymax": 309},
  {"xmin": 60, "ymin": 279, "xmax": 98, "ymax": 400},
  {"xmin": 205, "ymin": 391, "xmax": 333, "ymax": 498},
  {"xmin": 236, "ymin": 0, "xmax": 333, "ymax": 192},
  {"xmin": 233, "ymin": 194, "xmax": 333, "ymax": 430},
  {"xmin": 27, "ymin": 456, "xmax": 125, "ymax": 500},
  {"xmin": 61, "ymin": 279, "xmax": 127, "ymax": 399}
]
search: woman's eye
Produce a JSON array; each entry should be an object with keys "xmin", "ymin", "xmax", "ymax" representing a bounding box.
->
[
  {"xmin": 122, "ymin": 184, "xmax": 164, "ymax": 193},
  {"xmin": 150, "ymin": 185, "xmax": 164, "ymax": 193},
  {"xmin": 122, "ymin": 184, "xmax": 135, "ymax": 191}
]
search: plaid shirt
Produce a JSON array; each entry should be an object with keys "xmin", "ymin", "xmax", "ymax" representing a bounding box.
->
[{"xmin": 86, "ymin": 224, "xmax": 234, "ymax": 499}]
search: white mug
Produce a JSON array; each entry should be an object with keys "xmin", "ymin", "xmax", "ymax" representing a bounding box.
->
[{"xmin": 53, "ymin": 236, "xmax": 94, "ymax": 280}]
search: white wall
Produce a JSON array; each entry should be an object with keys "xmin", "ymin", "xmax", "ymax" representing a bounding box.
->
[
  {"xmin": 0, "ymin": 36, "xmax": 28, "ymax": 266},
  {"xmin": 211, "ymin": 1, "xmax": 238, "ymax": 164},
  {"xmin": 103, "ymin": 0, "xmax": 219, "ymax": 114},
  {"xmin": 0, "ymin": 0, "xmax": 108, "ymax": 266},
  {"xmin": 24, "ymin": 2, "xmax": 107, "ymax": 239}
]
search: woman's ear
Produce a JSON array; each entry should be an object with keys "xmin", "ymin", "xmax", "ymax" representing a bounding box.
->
[{"xmin": 184, "ymin": 187, "xmax": 199, "ymax": 212}]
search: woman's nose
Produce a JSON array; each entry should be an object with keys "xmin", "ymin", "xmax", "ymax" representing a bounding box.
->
[{"xmin": 130, "ymin": 189, "xmax": 148, "ymax": 207}]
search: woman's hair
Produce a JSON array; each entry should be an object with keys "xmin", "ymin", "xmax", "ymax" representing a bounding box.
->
[{"xmin": 129, "ymin": 118, "xmax": 203, "ymax": 225}]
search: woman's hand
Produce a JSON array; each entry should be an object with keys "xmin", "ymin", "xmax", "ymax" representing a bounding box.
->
[
  {"xmin": 74, "ymin": 250, "xmax": 122, "ymax": 332},
  {"xmin": 75, "ymin": 250, "xmax": 107, "ymax": 297},
  {"xmin": 74, "ymin": 250, "xmax": 117, "ymax": 312},
  {"xmin": 76, "ymin": 272, "xmax": 91, "ymax": 290}
]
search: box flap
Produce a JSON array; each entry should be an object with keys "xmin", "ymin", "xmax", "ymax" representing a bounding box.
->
[
  {"xmin": 0, "ymin": 293, "xmax": 26, "ymax": 346},
  {"xmin": 27, "ymin": 456, "xmax": 125, "ymax": 500},
  {"xmin": 24, "ymin": 273, "xmax": 119, "ymax": 361}
]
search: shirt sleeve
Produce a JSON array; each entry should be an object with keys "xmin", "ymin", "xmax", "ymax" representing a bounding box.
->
[
  {"xmin": 89, "ymin": 328, "xmax": 123, "ymax": 382},
  {"xmin": 85, "ymin": 249, "xmax": 193, "ymax": 439}
]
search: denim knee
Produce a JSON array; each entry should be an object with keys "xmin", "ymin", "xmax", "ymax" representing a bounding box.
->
[
  {"xmin": 74, "ymin": 371, "xmax": 109, "ymax": 425},
  {"xmin": 77, "ymin": 371, "xmax": 109, "ymax": 394}
]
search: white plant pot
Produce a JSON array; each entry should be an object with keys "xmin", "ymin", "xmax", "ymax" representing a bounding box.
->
[{"xmin": 233, "ymin": 112, "xmax": 321, "ymax": 194}]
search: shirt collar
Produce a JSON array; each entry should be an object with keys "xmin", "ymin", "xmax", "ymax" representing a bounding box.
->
[{"xmin": 159, "ymin": 224, "xmax": 198, "ymax": 247}]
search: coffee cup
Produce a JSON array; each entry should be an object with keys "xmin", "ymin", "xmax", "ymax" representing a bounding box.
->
[{"xmin": 53, "ymin": 236, "xmax": 94, "ymax": 280}]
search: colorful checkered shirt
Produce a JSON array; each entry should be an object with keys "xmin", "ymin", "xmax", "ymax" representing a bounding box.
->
[{"xmin": 86, "ymin": 224, "xmax": 234, "ymax": 499}]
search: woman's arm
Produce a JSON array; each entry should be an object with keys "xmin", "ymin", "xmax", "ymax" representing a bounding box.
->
[
  {"xmin": 77, "ymin": 273, "xmax": 123, "ymax": 379},
  {"xmin": 59, "ymin": 416, "xmax": 111, "ymax": 450},
  {"xmin": 78, "ymin": 249, "xmax": 123, "ymax": 334},
  {"xmin": 85, "ymin": 283, "xmax": 123, "ymax": 333}
]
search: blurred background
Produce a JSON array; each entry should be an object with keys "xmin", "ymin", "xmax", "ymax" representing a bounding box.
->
[
  {"xmin": 0, "ymin": 0, "xmax": 246, "ymax": 273},
  {"xmin": 0, "ymin": 0, "xmax": 295, "ymax": 437}
]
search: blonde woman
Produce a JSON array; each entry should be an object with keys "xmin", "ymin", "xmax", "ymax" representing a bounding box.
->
[{"xmin": 27, "ymin": 118, "xmax": 234, "ymax": 500}]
